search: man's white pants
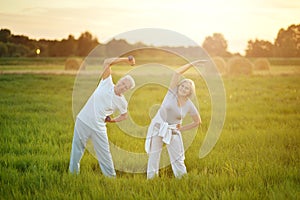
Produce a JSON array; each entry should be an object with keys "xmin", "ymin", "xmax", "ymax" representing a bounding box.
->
[
  {"xmin": 69, "ymin": 119, "xmax": 116, "ymax": 177},
  {"xmin": 147, "ymin": 134, "xmax": 187, "ymax": 179}
]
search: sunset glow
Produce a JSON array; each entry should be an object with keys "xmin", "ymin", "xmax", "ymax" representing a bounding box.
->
[{"xmin": 0, "ymin": 0, "xmax": 299, "ymax": 54}]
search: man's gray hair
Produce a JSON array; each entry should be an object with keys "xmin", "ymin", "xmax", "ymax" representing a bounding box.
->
[{"xmin": 121, "ymin": 75, "xmax": 135, "ymax": 89}]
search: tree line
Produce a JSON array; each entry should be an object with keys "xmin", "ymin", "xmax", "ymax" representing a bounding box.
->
[
  {"xmin": 0, "ymin": 24, "xmax": 299, "ymax": 58},
  {"xmin": 202, "ymin": 24, "xmax": 300, "ymax": 57},
  {"xmin": 0, "ymin": 30, "xmax": 99, "ymax": 57}
]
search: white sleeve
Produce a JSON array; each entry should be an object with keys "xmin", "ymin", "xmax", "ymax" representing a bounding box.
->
[
  {"xmin": 98, "ymin": 75, "xmax": 113, "ymax": 89},
  {"xmin": 189, "ymin": 101, "xmax": 199, "ymax": 116}
]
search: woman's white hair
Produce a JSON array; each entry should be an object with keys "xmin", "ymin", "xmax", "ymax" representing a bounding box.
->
[
  {"xmin": 120, "ymin": 75, "xmax": 135, "ymax": 89},
  {"xmin": 177, "ymin": 78, "xmax": 196, "ymax": 98}
]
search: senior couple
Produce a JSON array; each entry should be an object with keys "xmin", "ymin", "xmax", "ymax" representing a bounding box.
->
[{"xmin": 69, "ymin": 56, "xmax": 202, "ymax": 179}]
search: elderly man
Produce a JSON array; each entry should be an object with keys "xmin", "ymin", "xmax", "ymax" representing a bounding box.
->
[{"xmin": 69, "ymin": 56, "xmax": 135, "ymax": 177}]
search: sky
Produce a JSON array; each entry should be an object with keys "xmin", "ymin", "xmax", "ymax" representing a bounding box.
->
[{"xmin": 1, "ymin": 0, "xmax": 299, "ymax": 55}]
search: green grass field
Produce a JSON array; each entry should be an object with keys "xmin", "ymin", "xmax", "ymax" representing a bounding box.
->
[{"xmin": 0, "ymin": 60, "xmax": 299, "ymax": 199}]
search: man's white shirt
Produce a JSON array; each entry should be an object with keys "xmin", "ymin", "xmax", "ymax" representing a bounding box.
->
[{"xmin": 77, "ymin": 75, "xmax": 127, "ymax": 131}]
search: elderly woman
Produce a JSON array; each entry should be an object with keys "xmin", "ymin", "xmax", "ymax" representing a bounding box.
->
[{"xmin": 145, "ymin": 62, "xmax": 202, "ymax": 179}]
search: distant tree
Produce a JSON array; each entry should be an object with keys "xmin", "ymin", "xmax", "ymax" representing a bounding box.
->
[
  {"xmin": 0, "ymin": 29, "xmax": 11, "ymax": 43},
  {"xmin": 6, "ymin": 43, "xmax": 31, "ymax": 57},
  {"xmin": 9, "ymin": 35, "xmax": 37, "ymax": 51},
  {"xmin": 65, "ymin": 35, "xmax": 77, "ymax": 56},
  {"xmin": 48, "ymin": 40, "xmax": 61, "ymax": 57},
  {"xmin": 202, "ymin": 33, "xmax": 230, "ymax": 57},
  {"xmin": 274, "ymin": 24, "xmax": 300, "ymax": 57},
  {"xmin": 37, "ymin": 39, "xmax": 52, "ymax": 56},
  {"xmin": 0, "ymin": 42, "xmax": 8, "ymax": 56},
  {"xmin": 105, "ymin": 38, "xmax": 133, "ymax": 57},
  {"xmin": 245, "ymin": 39, "xmax": 273, "ymax": 57},
  {"xmin": 76, "ymin": 31, "xmax": 99, "ymax": 56},
  {"xmin": 56, "ymin": 35, "xmax": 77, "ymax": 56},
  {"xmin": 9, "ymin": 35, "xmax": 30, "ymax": 45}
]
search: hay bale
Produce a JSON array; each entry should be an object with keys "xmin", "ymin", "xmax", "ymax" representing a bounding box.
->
[
  {"xmin": 253, "ymin": 58, "xmax": 270, "ymax": 71},
  {"xmin": 212, "ymin": 56, "xmax": 227, "ymax": 75},
  {"xmin": 228, "ymin": 57, "xmax": 253, "ymax": 75},
  {"xmin": 65, "ymin": 58, "xmax": 85, "ymax": 70}
]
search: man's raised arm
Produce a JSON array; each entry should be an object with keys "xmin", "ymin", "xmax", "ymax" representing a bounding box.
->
[{"xmin": 102, "ymin": 56, "xmax": 135, "ymax": 80}]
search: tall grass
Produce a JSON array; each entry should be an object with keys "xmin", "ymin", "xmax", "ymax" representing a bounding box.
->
[{"xmin": 0, "ymin": 73, "xmax": 299, "ymax": 199}]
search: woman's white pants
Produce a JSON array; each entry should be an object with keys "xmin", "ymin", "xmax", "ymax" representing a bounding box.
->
[{"xmin": 147, "ymin": 134, "xmax": 187, "ymax": 179}]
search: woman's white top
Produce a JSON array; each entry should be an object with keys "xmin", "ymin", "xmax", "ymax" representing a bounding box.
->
[
  {"xmin": 159, "ymin": 88, "xmax": 198, "ymax": 124},
  {"xmin": 145, "ymin": 88, "xmax": 199, "ymax": 153}
]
